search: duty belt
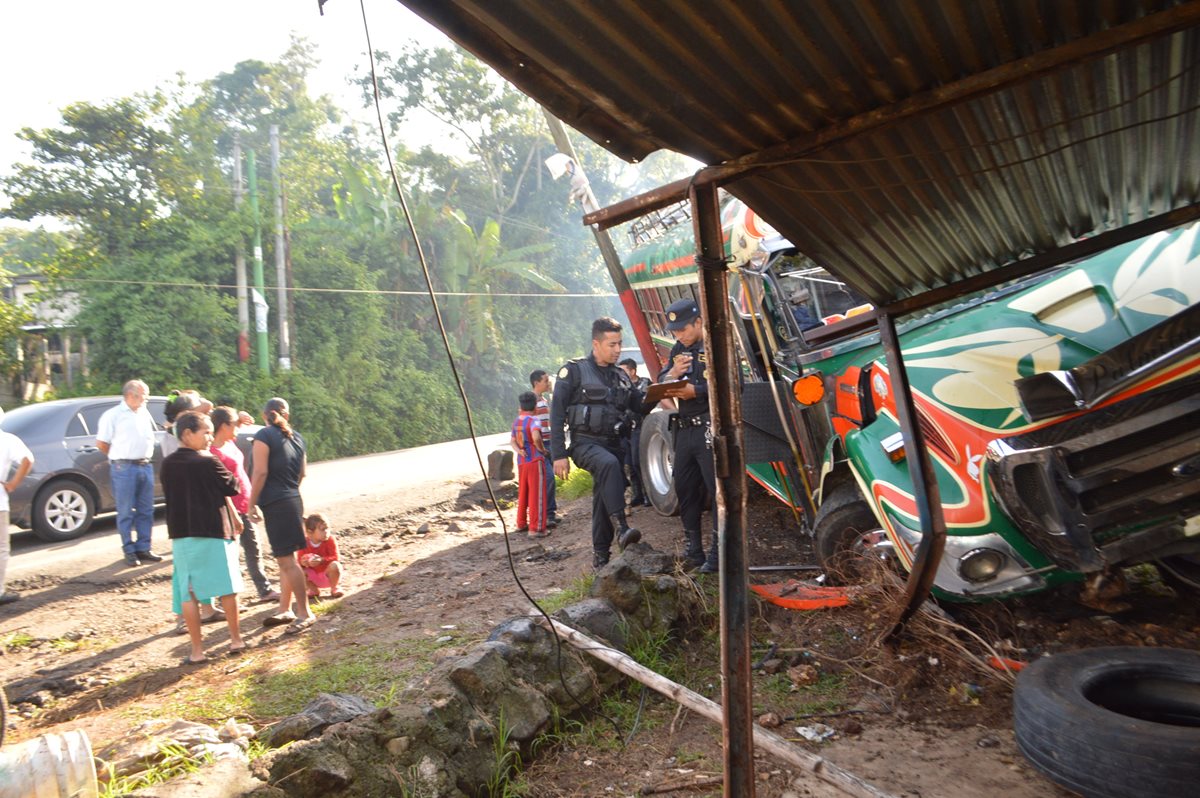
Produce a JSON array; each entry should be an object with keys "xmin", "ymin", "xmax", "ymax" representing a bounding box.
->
[{"xmin": 678, "ymin": 414, "xmax": 710, "ymax": 428}]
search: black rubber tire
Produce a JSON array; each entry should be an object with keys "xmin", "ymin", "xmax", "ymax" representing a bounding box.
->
[
  {"xmin": 1013, "ymin": 646, "xmax": 1200, "ymax": 798},
  {"xmin": 638, "ymin": 411, "xmax": 679, "ymax": 516},
  {"xmin": 32, "ymin": 478, "xmax": 96, "ymax": 542},
  {"xmin": 812, "ymin": 482, "xmax": 884, "ymax": 584}
]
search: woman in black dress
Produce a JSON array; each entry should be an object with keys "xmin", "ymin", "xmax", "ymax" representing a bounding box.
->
[{"xmin": 248, "ymin": 397, "xmax": 314, "ymax": 634}]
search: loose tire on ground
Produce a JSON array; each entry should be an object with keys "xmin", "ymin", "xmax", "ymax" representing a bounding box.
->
[
  {"xmin": 638, "ymin": 411, "xmax": 679, "ymax": 516},
  {"xmin": 32, "ymin": 479, "xmax": 96, "ymax": 542},
  {"xmin": 813, "ymin": 482, "xmax": 885, "ymax": 584},
  {"xmin": 1013, "ymin": 646, "xmax": 1200, "ymax": 798}
]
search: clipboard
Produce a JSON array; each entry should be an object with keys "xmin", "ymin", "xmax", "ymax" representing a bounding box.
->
[{"xmin": 643, "ymin": 378, "xmax": 691, "ymax": 404}]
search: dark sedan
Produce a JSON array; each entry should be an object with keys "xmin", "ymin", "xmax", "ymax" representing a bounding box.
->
[{"xmin": 1, "ymin": 396, "xmax": 257, "ymax": 541}]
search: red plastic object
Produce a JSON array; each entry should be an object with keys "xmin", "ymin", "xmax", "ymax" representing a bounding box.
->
[{"xmin": 749, "ymin": 581, "xmax": 851, "ymax": 610}]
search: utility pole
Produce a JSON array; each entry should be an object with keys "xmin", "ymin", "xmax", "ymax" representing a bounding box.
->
[
  {"xmin": 247, "ymin": 150, "xmax": 270, "ymax": 374},
  {"xmin": 232, "ymin": 134, "xmax": 250, "ymax": 363},
  {"xmin": 270, "ymin": 125, "xmax": 291, "ymax": 370},
  {"xmin": 540, "ymin": 109, "xmax": 662, "ymax": 374}
]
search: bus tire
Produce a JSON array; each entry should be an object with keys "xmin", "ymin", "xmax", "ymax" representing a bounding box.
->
[
  {"xmin": 639, "ymin": 411, "xmax": 679, "ymax": 516},
  {"xmin": 813, "ymin": 483, "xmax": 887, "ymax": 584}
]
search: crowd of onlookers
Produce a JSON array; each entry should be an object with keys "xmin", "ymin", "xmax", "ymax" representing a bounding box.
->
[{"xmin": 0, "ymin": 383, "xmax": 348, "ymax": 664}]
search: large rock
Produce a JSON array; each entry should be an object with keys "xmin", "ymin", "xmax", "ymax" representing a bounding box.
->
[
  {"xmin": 555, "ymin": 598, "xmax": 627, "ymax": 650},
  {"xmin": 487, "ymin": 617, "xmax": 602, "ymax": 705},
  {"xmin": 590, "ymin": 561, "xmax": 644, "ymax": 614},
  {"xmin": 97, "ymin": 719, "xmax": 225, "ymax": 779},
  {"xmin": 487, "ymin": 449, "xmax": 514, "ymax": 481},
  {"xmin": 256, "ymin": 693, "xmax": 376, "ymax": 747}
]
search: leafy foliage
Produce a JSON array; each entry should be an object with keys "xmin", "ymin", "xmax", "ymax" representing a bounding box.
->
[{"xmin": 0, "ymin": 39, "xmax": 627, "ymax": 459}]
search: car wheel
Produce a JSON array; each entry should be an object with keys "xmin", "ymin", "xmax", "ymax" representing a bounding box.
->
[
  {"xmin": 32, "ymin": 479, "xmax": 96, "ymax": 541},
  {"xmin": 1013, "ymin": 646, "xmax": 1200, "ymax": 798},
  {"xmin": 639, "ymin": 411, "xmax": 679, "ymax": 516},
  {"xmin": 813, "ymin": 483, "xmax": 890, "ymax": 584}
]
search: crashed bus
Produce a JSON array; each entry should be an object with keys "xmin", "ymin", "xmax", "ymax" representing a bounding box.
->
[{"xmin": 621, "ymin": 196, "xmax": 1200, "ymax": 602}]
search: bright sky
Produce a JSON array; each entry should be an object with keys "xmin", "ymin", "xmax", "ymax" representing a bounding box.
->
[{"xmin": 0, "ymin": 0, "xmax": 448, "ymax": 184}]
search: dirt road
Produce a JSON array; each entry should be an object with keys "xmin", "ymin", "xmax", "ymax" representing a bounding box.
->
[{"xmin": 6, "ymin": 432, "xmax": 509, "ymax": 584}]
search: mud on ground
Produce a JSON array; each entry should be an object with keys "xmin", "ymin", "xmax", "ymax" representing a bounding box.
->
[{"xmin": 3, "ymin": 479, "xmax": 1198, "ymax": 797}]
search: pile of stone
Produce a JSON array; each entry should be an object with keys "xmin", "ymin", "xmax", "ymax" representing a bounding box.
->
[{"xmin": 240, "ymin": 544, "xmax": 695, "ymax": 797}]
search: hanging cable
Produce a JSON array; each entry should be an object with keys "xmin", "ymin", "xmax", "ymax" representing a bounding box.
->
[{"xmin": 356, "ymin": 0, "xmax": 625, "ymax": 739}]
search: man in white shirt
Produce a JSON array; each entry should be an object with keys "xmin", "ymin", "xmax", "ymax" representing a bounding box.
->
[
  {"xmin": 0, "ymin": 405, "xmax": 34, "ymax": 605},
  {"xmin": 96, "ymin": 379, "xmax": 162, "ymax": 566}
]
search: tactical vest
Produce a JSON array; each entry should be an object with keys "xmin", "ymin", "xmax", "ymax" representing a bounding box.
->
[{"xmin": 565, "ymin": 357, "xmax": 632, "ymax": 439}]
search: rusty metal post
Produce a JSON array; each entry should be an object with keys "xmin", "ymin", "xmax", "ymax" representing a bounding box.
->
[
  {"xmin": 877, "ymin": 312, "xmax": 947, "ymax": 635},
  {"xmin": 690, "ymin": 182, "xmax": 755, "ymax": 796}
]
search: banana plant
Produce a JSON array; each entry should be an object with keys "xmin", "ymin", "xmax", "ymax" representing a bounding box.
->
[{"xmin": 439, "ymin": 208, "xmax": 561, "ymax": 359}]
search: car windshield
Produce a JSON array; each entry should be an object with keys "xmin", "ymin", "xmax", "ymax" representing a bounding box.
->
[{"xmin": 0, "ymin": 405, "xmax": 60, "ymax": 439}]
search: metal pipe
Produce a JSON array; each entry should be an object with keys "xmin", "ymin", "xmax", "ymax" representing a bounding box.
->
[
  {"xmin": 877, "ymin": 312, "xmax": 946, "ymax": 637},
  {"xmin": 690, "ymin": 181, "xmax": 755, "ymax": 797}
]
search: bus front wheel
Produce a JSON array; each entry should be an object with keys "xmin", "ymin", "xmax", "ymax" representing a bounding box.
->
[{"xmin": 638, "ymin": 411, "xmax": 679, "ymax": 516}]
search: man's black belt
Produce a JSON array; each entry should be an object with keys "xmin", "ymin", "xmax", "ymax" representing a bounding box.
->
[
  {"xmin": 113, "ymin": 458, "xmax": 151, "ymax": 465},
  {"xmin": 678, "ymin": 414, "xmax": 710, "ymax": 428},
  {"xmin": 572, "ymin": 433, "xmax": 620, "ymax": 446}
]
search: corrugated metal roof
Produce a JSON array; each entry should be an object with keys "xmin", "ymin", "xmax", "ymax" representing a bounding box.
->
[{"xmin": 397, "ymin": 0, "xmax": 1200, "ymax": 306}]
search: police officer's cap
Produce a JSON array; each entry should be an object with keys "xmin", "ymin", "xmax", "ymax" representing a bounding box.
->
[{"xmin": 665, "ymin": 298, "xmax": 701, "ymax": 330}]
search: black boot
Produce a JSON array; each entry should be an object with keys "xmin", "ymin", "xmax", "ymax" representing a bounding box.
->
[
  {"xmin": 610, "ymin": 512, "xmax": 642, "ymax": 551},
  {"xmin": 683, "ymin": 529, "xmax": 706, "ymax": 569},
  {"xmin": 593, "ymin": 550, "xmax": 610, "ymax": 570},
  {"xmin": 698, "ymin": 530, "xmax": 719, "ymax": 573}
]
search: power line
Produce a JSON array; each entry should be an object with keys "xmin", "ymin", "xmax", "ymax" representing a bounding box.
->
[{"xmin": 57, "ymin": 276, "xmax": 616, "ymax": 298}]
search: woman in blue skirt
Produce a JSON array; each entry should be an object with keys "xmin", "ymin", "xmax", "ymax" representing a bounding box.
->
[{"xmin": 162, "ymin": 410, "xmax": 244, "ymax": 664}]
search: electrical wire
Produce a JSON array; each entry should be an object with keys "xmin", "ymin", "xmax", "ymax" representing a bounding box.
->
[
  {"xmin": 52, "ymin": 277, "xmax": 615, "ymax": 299},
  {"xmin": 356, "ymin": 0, "xmax": 625, "ymax": 742}
]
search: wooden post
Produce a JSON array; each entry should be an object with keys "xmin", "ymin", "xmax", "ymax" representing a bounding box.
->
[{"xmin": 690, "ymin": 181, "xmax": 755, "ymax": 797}]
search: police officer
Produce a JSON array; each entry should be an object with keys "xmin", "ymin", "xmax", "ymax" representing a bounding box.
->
[
  {"xmin": 658, "ymin": 298, "xmax": 718, "ymax": 572},
  {"xmin": 551, "ymin": 317, "xmax": 646, "ymax": 569}
]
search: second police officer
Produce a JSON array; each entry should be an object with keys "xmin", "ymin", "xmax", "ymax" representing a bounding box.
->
[
  {"xmin": 658, "ymin": 298, "xmax": 718, "ymax": 573},
  {"xmin": 551, "ymin": 317, "xmax": 646, "ymax": 569}
]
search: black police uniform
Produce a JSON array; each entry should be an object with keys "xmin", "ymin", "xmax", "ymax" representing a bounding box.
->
[
  {"xmin": 622, "ymin": 375, "xmax": 651, "ymax": 506},
  {"xmin": 550, "ymin": 353, "xmax": 646, "ymax": 567},
  {"xmin": 658, "ymin": 300, "xmax": 718, "ymax": 571}
]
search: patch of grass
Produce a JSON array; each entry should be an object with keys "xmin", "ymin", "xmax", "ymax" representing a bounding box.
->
[
  {"xmin": 2, "ymin": 631, "xmax": 35, "ymax": 650},
  {"xmin": 484, "ymin": 711, "xmax": 526, "ymax": 797},
  {"xmin": 99, "ymin": 742, "xmax": 213, "ymax": 798},
  {"xmin": 791, "ymin": 671, "xmax": 853, "ymax": 715},
  {"xmin": 556, "ymin": 460, "xmax": 593, "ymax": 502},
  {"xmin": 310, "ymin": 598, "xmax": 344, "ymax": 617},
  {"xmin": 627, "ymin": 625, "xmax": 688, "ymax": 683},
  {"xmin": 537, "ymin": 574, "xmax": 594, "ymax": 615},
  {"xmin": 674, "ymin": 748, "xmax": 706, "ymax": 765},
  {"xmin": 49, "ymin": 634, "xmax": 114, "ymax": 653},
  {"xmin": 157, "ymin": 638, "xmax": 446, "ymax": 723}
]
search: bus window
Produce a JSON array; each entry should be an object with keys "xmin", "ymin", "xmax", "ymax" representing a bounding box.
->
[{"xmin": 772, "ymin": 254, "xmax": 871, "ymax": 335}]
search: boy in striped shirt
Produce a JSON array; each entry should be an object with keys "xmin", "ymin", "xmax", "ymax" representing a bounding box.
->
[
  {"xmin": 530, "ymin": 370, "xmax": 559, "ymax": 528},
  {"xmin": 512, "ymin": 391, "xmax": 549, "ymax": 537}
]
